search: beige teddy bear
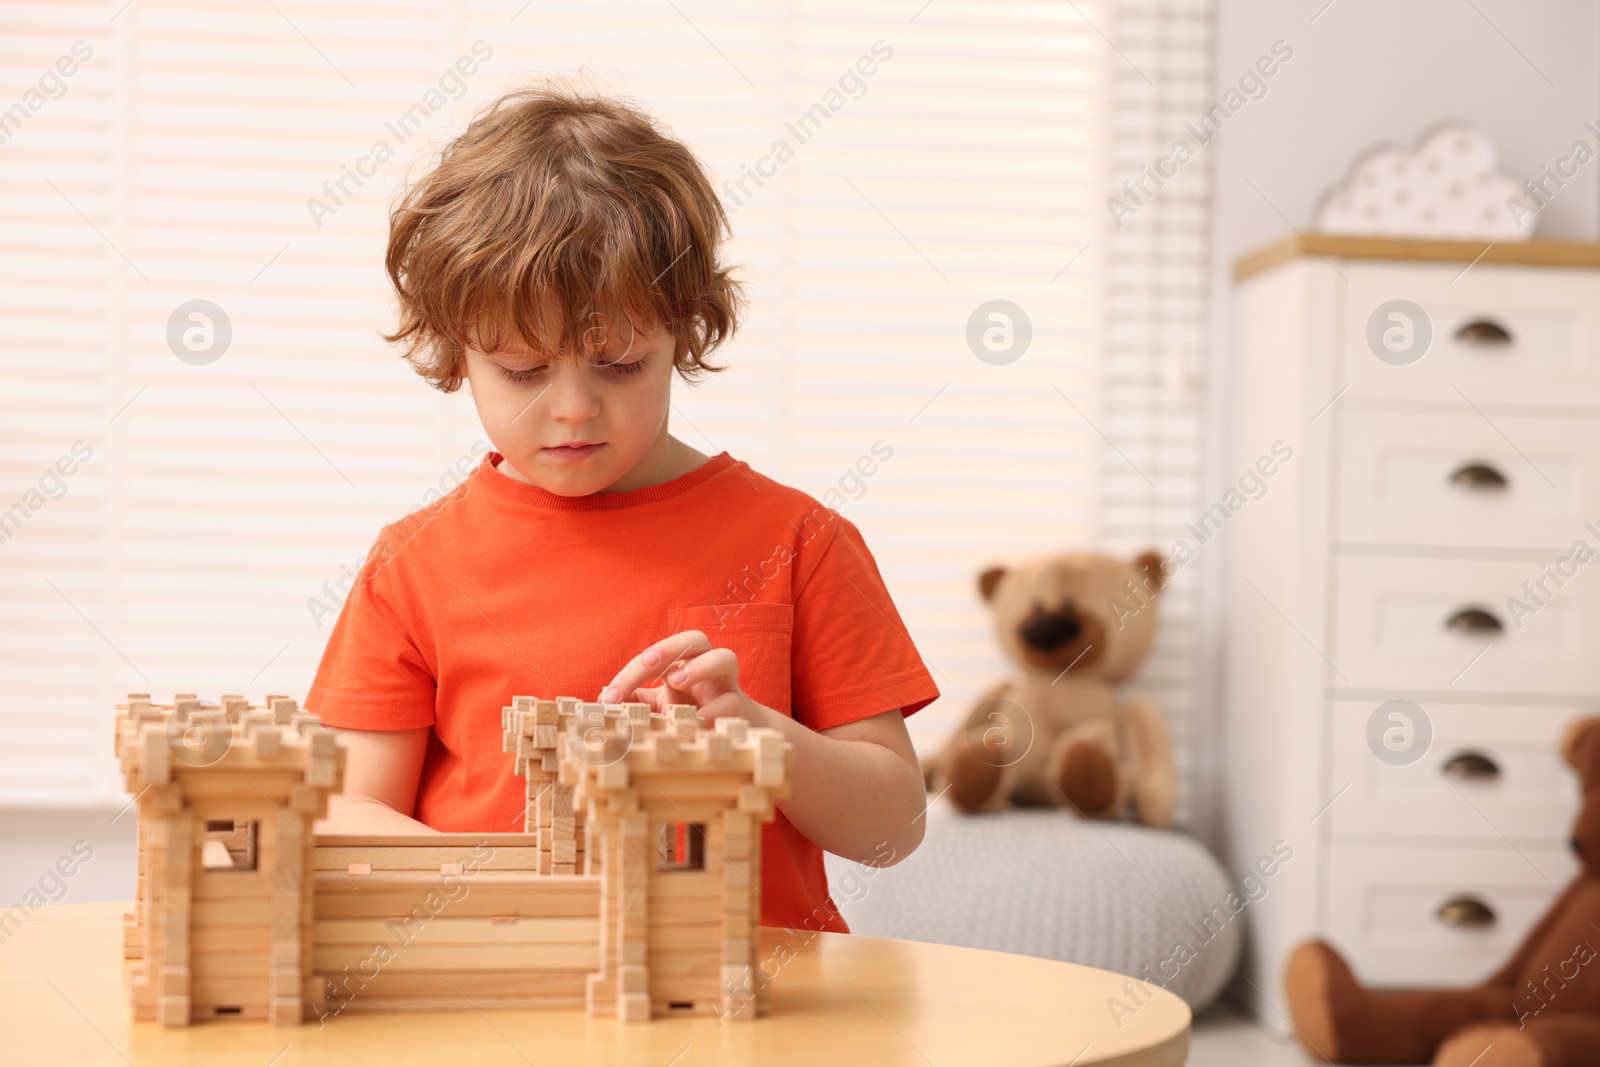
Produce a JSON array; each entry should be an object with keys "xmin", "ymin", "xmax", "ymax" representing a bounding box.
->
[{"xmin": 926, "ymin": 550, "xmax": 1176, "ymax": 827}]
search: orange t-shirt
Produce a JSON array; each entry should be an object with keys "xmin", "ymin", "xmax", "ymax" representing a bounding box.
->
[{"xmin": 305, "ymin": 448, "xmax": 939, "ymax": 933}]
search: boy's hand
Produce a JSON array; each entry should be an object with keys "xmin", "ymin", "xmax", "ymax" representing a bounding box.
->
[{"xmin": 599, "ymin": 629, "xmax": 773, "ymax": 727}]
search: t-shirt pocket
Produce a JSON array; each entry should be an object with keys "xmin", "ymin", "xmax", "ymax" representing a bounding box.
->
[{"xmin": 665, "ymin": 602, "xmax": 794, "ymax": 717}]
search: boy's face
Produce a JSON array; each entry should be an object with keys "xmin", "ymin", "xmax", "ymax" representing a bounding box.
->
[{"xmin": 462, "ymin": 311, "xmax": 686, "ymax": 496}]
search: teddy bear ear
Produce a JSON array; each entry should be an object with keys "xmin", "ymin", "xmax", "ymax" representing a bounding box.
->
[
  {"xmin": 1135, "ymin": 550, "xmax": 1166, "ymax": 595},
  {"xmin": 977, "ymin": 565, "xmax": 1008, "ymax": 603},
  {"xmin": 1562, "ymin": 717, "xmax": 1600, "ymax": 773}
]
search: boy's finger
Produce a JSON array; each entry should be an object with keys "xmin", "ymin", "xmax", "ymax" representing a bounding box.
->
[
  {"xmin": 599, "ymin": 629, "xmax": 711, "ymax": 703},
  {"xmin": 665, "ymin": 647, "xmax": 739, "ymax": 690}
]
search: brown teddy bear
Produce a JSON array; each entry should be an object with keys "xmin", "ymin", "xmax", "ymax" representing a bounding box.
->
[
  {"xmin": 925, "ymin": 549, "xmax": 1176, "ymax": 828},
  {"xmin": 1284, "ymin": 716, "xmax": 1600, "ymax": 1066}
]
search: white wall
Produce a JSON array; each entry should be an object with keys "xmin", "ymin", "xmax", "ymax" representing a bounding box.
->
[{"xmin": 1212, "ymin": 0, "xmax": 1600, "ymax": 258}]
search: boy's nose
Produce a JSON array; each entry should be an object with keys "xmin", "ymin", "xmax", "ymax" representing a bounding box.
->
[{"xmin": 544, "ymin": 368, "xmax": 602, "ymax": 420}]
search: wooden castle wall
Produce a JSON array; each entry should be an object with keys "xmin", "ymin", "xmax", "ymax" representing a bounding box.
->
[{"xmin": 304, "ymin": 833, "xmax": 601, "ymax": 1017}]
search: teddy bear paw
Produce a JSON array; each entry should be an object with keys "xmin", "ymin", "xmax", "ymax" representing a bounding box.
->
[
  {"xmin": 944, "ymin": 743, "xmax": 1004, "ymax": 812},
  {"xmin": 1284, "ymin": 939, "xmax": 1366, "ymax": 1062},
  {"xmin": 1435, "ymin": 1026, "xmax": 1547, "ymax": 1067},
  {"xmin": 1047, "ymin": 736, "xmax": 1119, "ymax": 816}
]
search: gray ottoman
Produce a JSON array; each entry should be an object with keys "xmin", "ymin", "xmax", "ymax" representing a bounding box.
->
[{"xmin": 823, "ymin": 800, "xmax": 1242, "ymax": 1011}]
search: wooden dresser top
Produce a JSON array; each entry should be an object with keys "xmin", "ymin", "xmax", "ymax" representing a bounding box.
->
[{"xmin": 1235, "ymin": 232, "xmax": 1600, "ymax": 281}]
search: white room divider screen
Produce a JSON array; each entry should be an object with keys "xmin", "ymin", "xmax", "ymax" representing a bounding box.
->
[{"xmin": 0, "ymin": 0, "xmax": 1209, "ymax": 823}]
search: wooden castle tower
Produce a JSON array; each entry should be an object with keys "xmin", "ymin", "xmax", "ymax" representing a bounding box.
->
[
  {"xmin": 116, "ymin": 694, "xmax": 343, "ymax": 1025},
  {"xmin": 119, "ymin": 692, "xmax": 790, "ymax": 1025}
]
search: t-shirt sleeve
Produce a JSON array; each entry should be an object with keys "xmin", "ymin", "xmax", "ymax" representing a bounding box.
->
[
  {"xmin": 789, "ymin": 513, "xmax": 940, "ymax": 732},
  {"xmin": 304, "ymin": 531, "xmax": 437, "ymax": 730}
]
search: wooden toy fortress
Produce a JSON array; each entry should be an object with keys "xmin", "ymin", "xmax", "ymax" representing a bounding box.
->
[{"xmin": 115, "ymin": 692, "xmax": 791, "ymax": 1026}]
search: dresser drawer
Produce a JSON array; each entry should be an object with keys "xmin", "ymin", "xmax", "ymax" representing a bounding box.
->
[
  {"xmin": 1337, "ymin": 408, "xmax": 1597, "ymax": 550},
  {"xmin": 1331, "ymin": 555, "xmax": 1600, "ymax": 694},
  {"xmin": 1325, "ymin": 842, "xmax": 1575, "ymax": 986},
  {"xmin": 1326, "ymin": 700, "xmax": 1582, "ymax": 840},
  {"xmin": 1339, "ymin": 263, "xmax": 1600, "ymax": 406}
]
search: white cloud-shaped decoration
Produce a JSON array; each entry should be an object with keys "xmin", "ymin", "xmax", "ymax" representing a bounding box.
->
[{"xmin": 1315, "ymin": 122, "xmax": 1532, "ymax": 241}]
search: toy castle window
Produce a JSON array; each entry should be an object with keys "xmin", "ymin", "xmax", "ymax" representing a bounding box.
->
[
  {"xmin": 200, "ymin": 819, "xmax": 257, "ymax": 870},
  {"xmin": 656, "ymin": 822, "xmax": 705, "ymax": 871}
]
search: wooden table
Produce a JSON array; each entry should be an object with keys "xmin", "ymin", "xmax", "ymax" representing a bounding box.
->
[{"xmin": 3, "ymin": 903, "xmax": 1190, "ymax": 1066}]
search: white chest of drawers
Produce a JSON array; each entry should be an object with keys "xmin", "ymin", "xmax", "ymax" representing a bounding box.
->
[{"xmin": 1222, "ymin": 235, "xmax": 1600, "ymax": 1028}]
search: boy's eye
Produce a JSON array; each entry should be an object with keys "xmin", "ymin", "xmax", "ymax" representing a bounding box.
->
[
  {"xmin": 600, "ymin": 356, "xmax": 648, "ymax": 376},
  {"xmin": 494, "ymin": 356, "xmax": 648, "ymax": 383}
]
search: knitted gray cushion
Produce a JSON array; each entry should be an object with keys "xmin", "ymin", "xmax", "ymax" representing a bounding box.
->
[{"xmin": 822, "ymin": 801, "xmax": 1242, "ymax": 1011}]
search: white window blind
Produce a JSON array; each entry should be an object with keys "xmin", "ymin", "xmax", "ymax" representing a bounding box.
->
[
  {"xmin": 1099, "ymin": 0, "xmax": 1215, "ymax": 830},
  {"xmin": 0, "ymin": 1, "xmax": 1210, "ymax": 818}
]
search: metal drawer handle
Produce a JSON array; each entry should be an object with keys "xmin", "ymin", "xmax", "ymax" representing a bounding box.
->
[
  {"xmin": 1436, "ymin": 895, "xmax": 1497, "ymax": 928},
  {"xmin": 1442, "ymin": 751, "xmax": 1501, "ymax": 780},
  {"xmin": 1447, "ymin": 607, "xmax": 1504, "ymax": 635},
  {"xmin": 1455, "ymin": 319, "xmax": 1513, "ymax": 346},
  {"xmin": 1449, "ymin": 462, "xmax": 1509, "ymax": 491}
]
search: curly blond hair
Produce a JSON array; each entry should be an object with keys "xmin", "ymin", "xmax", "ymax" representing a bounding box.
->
[{"xmin": 383, "ymin": 81, "xmax": 744, "ymax": 391}]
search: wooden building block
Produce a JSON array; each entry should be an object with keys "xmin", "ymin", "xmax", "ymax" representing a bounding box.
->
[
  {"xmin": 252, "ymin": 729, "xmax": 282, "ymax": 758},
  {"xmin": 269, "ymin": 995, "xmax": 301, "ymax": 1025},
  {"xmin": 751, "ymin": 729, "xmax": 784, "ymax": 762},
  {"xmin": 722, "ymin": 859, "xmax": 752, "ymax": 892},
  {"xmin": 721, "ymin": 905, "xmax": 752, "ymax": 935},
  {"xmin": 703, "ymin": 733, "xmax": 730, "ymax": 763},
  {"xmin": 618, "ymin": 991, "xmax": 651, "ymax": 1022},
  {"xmin": 159, "ymin": 965, "xmax": 191, "ymax": 996},
  {"xmin": 271, "ymin": 966, "xmax": 300, "ymax": 997},
  {"xmin": 140, "ymin": 725, "xmax": 171, "ymax": 784},
  {"xmin": 305, "ymin": 755, "xmax": 338, "ymax": 789},
  {"xmin": 735, "ymin": 784, "xmax": 769, "ymax": 816},
  {"xmin": 288, "ymin": 780, "xmax": 321, "ymax": 812},
  {"xmin": 715, "ymin": 717, "xmax": 749, "ymax": 742},
  {"xmin": 585, "ymin": 973, "xmax": 612, "ymax": 1015},
  {"xmin": 617, "ymin": 963, "xmax": 648, "ymax": 994},
  {"xmin": 157, "ymin": 995, "xmax": 190, "ymax": 1026},
  {"xmin": 720, "ymin": 964, "xmax": 756, "ymax": 1021}
]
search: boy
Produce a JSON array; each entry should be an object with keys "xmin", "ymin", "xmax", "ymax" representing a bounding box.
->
[{"xmin": 305, "ymin": 83, "xmax": 938, "ymax": 934}]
